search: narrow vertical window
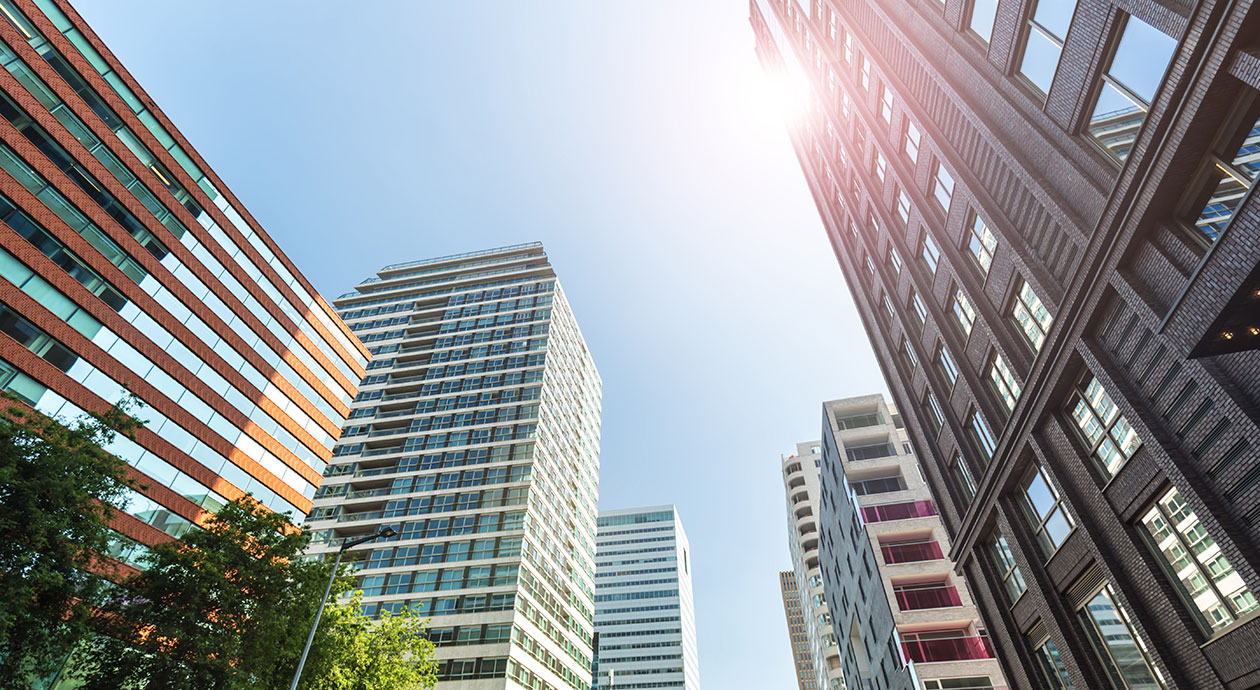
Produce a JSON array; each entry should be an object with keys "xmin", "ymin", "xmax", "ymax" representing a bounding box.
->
[
  {"xmin": 1011, "ymin": 279, "xmax": 1053, "ymax": 351},
  {"xmin": 1077, "ymin": 585, "xmax": 1168, "ymax": 689},
  {"xmin": 879, "ymin": 83, "xmax": 894, "ymax": 124},
  {"xmin": 991, "ymin": 533, "xmax": 1027, "ymax": 602},
  {"xmin": 896, "ymin": 188, "xmax": 911, "ymax": 225},
  {"xmin": 882, "ymin": 293, "xmax": 896, "ymax": 322},
  {"xmin": 935, "ymin": 343, "xmax": 959, "ymax": 389},
  {"xmin": 901, "ymin": 336, "xmax": 919, "ymax": 370},
  {"xmin": 988, "ymin": 352, "xmax": 1022, "ymax": 412},
  {"xmin": 874, "ymin": 151, "xmax": 888, "ymax": 184},
  {"xmin": 932, "ymin": 159, "xmax": 955, "ymax": 212},
  {"xmin": 1086, "ymin": 16, "xmax": 1178, "ymax": 163},
  {"xmin": 859, "ymin": 54, "xmax": 871, "ymax": 91},
  {"xmin": 1018, "ymin": 465, "xmax": 1074, "ymax": 557},
  {"xmin": 952, "ymin": 286, "xmax": 977, "ymax": 336},
  {"xmin": 951, "ymin": 453, "xmax": 977, "ymax": 503},
  {"xmin": 921, "ymin": 234, "xmax": 940, "ymax": 274},
  {"xmin": 1018, "ymin": 0, "xmax": 1078, "ymax": 97},
  {"xmin": 886, "ymin": 246, "xmax": 903, "ymax": 274},
  {"xmin": 910, "ymin": 290, "xmax": 927, "ymax": 326},
  {"xmin": 967, "ymin": 214, "xmax": 998, "ymax": 275},
  {"xmin": 968, "ymin": 411, "xmax": 997, "ymax": 462},
  {"xmin": 968, "ymin": 0, "xmax": 999, "ymax": 43},
  {"xmin": 1066, "ymin": 372, "xmax": 1141, "ymax": 476},
  {"xmin": 903, "ymin": 120, "xmax": 921, "ymax": 163},
  {"xmin": 923, "ymin": 390, "xmax": 944, "ymax": 431},
  {"xmin": 1030, "ymin": 634, "xmax": 1073, "ymax": 689}
]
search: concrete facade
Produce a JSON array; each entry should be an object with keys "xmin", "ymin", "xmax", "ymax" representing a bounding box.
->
[{"xmin": 308, "ymin": 243, "xmax": 603, "ymax": 689}]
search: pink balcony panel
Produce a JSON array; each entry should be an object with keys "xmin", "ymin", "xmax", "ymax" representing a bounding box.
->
[
  {"xmin": 895, "ymin": 585, "xmax": 963, "ymax": 610},
  {"xmin": 862, "ymin": 500, "xmax": 937, "ymax": 523},
  {"xmin": 880, "ymin": 541, "xmax": 944, "ymax": 564},
  {"xmin": 901, "ymin": 636, "xmax": 995, "ymax": 663}
]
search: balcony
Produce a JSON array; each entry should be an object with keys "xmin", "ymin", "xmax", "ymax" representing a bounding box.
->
[
  {"xmin": 880, "ymin": 540, "xmax": 943, "ymax": 564},
  {"xmin": 862, "ymin": 500, "xmax": 937, "ymax": 523},
  {"xmin": 895, "ymin": 585, "xmax": 962, "ymax": 611},
  {"xmin": 900, "ymin": 635, "xmax": 995, "ymax": 663}
]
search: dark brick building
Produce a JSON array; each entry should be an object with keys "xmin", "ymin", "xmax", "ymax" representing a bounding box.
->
[{"xmin": 752, "ymin": 0, "xmax": 1260, "ymax": 687}]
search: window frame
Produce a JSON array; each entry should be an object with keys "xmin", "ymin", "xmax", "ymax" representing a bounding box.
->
[
  {"xmin": 967, "ymin": 213, "xmax": 998, "ymax": 276},
  {"xmin": 987, "ymin": 351, "xmax": 1022, "ymax": 413},
  {"xmin": 1065, "ymin": 371, "xmax": 1142, "ymax": 477},
  {"xmin": 931, "ymin": 158, "xmax": 956, "ymax": 214},
  {"xmin": 951, "ymin": 285, "xmax": 977, "ymax": 337},
  {"xmin": 1010, "ymin": 278, "xmax": 1053, "ymax": 351},
  {"xmin": 1075, "ymin": 583, "xmax": 1168, "ymax": 689},
  {"xmin": 1017, "ymin": 464, "xmax": 1075, "ymax": 558},
  {"xmin": 935, "ymin": 342, "xmax": 959, "ymax": 390},
  {"xmin": 903, "ymin": 120, "xmax": 921, "ymax": 164}
]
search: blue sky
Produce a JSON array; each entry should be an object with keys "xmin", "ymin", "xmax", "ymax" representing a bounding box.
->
[{"xmin": 73, "ymin": 1, "xmax": 887, "ymax": 686}]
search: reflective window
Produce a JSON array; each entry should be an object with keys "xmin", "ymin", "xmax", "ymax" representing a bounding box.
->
[
  {"xmin": 1140, "ymin": 486, "xmax": 1258, "ymax": 633},
  {"xmin": 932, "ymin": 160, "xmax": 955, "ymax": 212},
  {"xmin": 1018, "ymin": 0, "xmax": 1078, "ymax": 96},
  {"xmin": 952, "ymin": 287, "xmax": 977, "ymax": 336},
  {"xmin": 988, "ymin": 352, "xmax": 1022, "ymax": 412},
  {"xmin": 990, "ymin": 532, "xmax": 1027, "ymax": 602},
  {"xmin": 1186, "ymin": 104, "xmax": 1260, "ymax": 244},
  {"xmin": 922, "ymin": 233, "xmax": 941, "ymax": 274},
  {"xmin": 1018, "ymin": 465, "xmax": 1074, "ymax": 557},
  {"xmin": 924, "ymin": 390, "xmax": 944, "ymax": 431},
  {"xmin": 910, "ymin": 291, "xmax": 927, "ymax": 325},
  {"xmin": 968, "ymin": 411, "xmax": 997, "ymax": 461},
  {"xmin": 1031, "ymin": 634, "xmax": 1074, "ymax": 689},
  {"xmin": 969, "ymin": 0, "xmax": 1000, "ymax": 43},
  {"xmin": 896, "ymin": 188, "xmax": 912, "ymax": 225},
  {"xmin": 874, "ymin": 151, "xmax": 888, "ymax": 184},
  {"xmin": 1012, "ymin": 279, "xmax": 1053, "ymax": 351},
  {"xmin": 904, "ymin": 120, "xmax": 921, "ymax": 163},
  {"xmin": 951, "ymin": 453, "xmax": 977, "ymax": 503},
  {"xmin": 879, "ymin": 83, "xmax": 893, "ymax": 124},
  {"xmin": 1077, "ymin": 585, "xmax": 1167, "ymax": 689},
  {"xmin": 936, "ymin": 344, "xmax": 959, "ymax": 389},
  {"xmin": 1086, "ymin": 16, "xmax": 1178, "ymax": 162},
  {"xmin": 1067, "ymin": 373, "xmax": 1141, "ymax": 476},
  {"xmin": 968, "ymin": 214, "xmax": 998, "ymax": 275}
]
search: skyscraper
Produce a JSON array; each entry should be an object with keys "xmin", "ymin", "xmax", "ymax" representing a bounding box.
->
[
  {"xmin": 778, "ymin": 570, "xmax": 818, "ymax": 690},
  {"xmin": 307, "ymin": 243, "xmax": 602, "ymax": 689},
  {"xmin": 815, "ymin": 394, "xmax": 1005, "ymax": 690},
  {"xmin": 753, "ymin": 0, "xmax": 1260, "ymax": 687},
  {"xmin": 780, "ymin": 442, "xmax": 842, "ymax": 690},
  {"xmin": 594, "ymin": 506, "xmax": 700, "ymax": 690},
  {"xmin": 0, "ymin": 0, "xmax": 363, "ymax": 554}
]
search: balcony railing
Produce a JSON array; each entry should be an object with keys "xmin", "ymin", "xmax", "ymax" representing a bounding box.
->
[
  {"xmin": 862, "ymin": 500, "xmax": 937, "ymax": 523},
  {"xmin": 895, "ymin": 585, "xmax": 962, "ymax": 611},
  {"xmin": 880, "ymin": 541, "xmax": 944, "ymax": 564},
  {"xmin": 900, "ymin": 635, "xmax": 994, "ymax": 663}
]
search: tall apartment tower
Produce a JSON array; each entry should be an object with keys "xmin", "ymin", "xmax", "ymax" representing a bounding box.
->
[
  {"xmin": 753, "ymin": 0, "xmax": 1260, "ymax": 687},
  {"xmin": 594, "ymin": 506, "xmax": 700, "ymax": 690},
  {"xmin": 307, "ymin": 243, "xmax": 602, "ymax": 689},
  {"xmin": 779, "ymin": 570, "xmax": 819, "ymax": 690},
  {"xmin": 817, "ymin": 394, "xmax": 1005, "ymax": 690},
  {"xmin": 780, "ymin": 443, "xmax": 843, "ymax": 690},
  {"xmin": 0, "ymin": 0, "xmax": 364, "ymax": 556}
]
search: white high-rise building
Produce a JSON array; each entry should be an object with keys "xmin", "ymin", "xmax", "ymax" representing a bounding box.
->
[
  {"xmin": 594, "ymin": 506, "xmax": 700, "ymax": 690},
  {"xmin": 307, "ymin": 243, "xmax": 603, "ymax": 690}
]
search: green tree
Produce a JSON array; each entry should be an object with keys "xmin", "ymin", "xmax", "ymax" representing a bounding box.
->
[
  {"xmin": 81, "ymin": 497, "xmax": 437, "ymax": 690},
  {"xmin": 0, "ymin": 395, "xmax": 140, "ymax": 686}
]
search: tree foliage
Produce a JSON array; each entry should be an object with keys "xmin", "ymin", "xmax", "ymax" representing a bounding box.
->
[
  {"xmin": 0, "ymin": 395, "xmax": 140, "ymax": 686},
  {"xmin": 81, "ymin": 497, "xmax": 437, "ymax": 690}
]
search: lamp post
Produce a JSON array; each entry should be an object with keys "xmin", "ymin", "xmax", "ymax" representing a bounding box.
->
[{"xmin": 288, "ymin": 526, "xmax": 397, "ymax": 690}]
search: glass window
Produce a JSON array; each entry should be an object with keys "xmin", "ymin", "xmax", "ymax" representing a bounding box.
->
[
  {"xmin": 1018, "ymin": 0, "xmax": 1078, "ymax": 96},
  {"xmin": 1185, "ymin": 103, "xmax": 1260, "ymax": 244},
  {"xmin": 904, "ymin": 120, "xmax": 921, "ymax": 163},
  {"xmin": 896, "ymin": 188, "xmax": 912, "ymax": 225},
  {"xmin": 1140, "ymin": 486, "xmax": 1258, "ymax": 633},
  {"xmin": 969, "ymin": 0, "xmax": 999, "ymax": 43},
  {"xmin": 951, "ymin": 453, "xmax": 977, "ymax": 503},
  {"xmin": 1012, "ymin": 279, "xmax": 1053, "ymax": 351},
  {"xmin": 1067, "ymin": 373, "xmax": 1142, "ymax": 476},
  {"xmin": 969, "ymin": 411, "xmax": 997, "ymax": 462},
  {"xmin": 988, "ymin": 352, "xmax": 1022, "ymax": 412},
  {"xmin": 859, "ymin": 53, "xmax": 871, "ymax": 91},
  {"xmin": 932, "ymin": 160, "xmax": 955, "ymax": 212},
  {"xmin": 968, "ymin": 214, "xmax": 998, "ymax": 275},
  {"xmin": 1086, "ymin": 16, "xmax": 1177, "ymax": 163},
  {"xmin": 1077, "ymin": 584, "xmax": 1168, "ymax": 689},
  {"xmin": 900, "ymin": 336, "xmax": 919, "ymax": 369},
  {"xmin": 991, "ymin": 532, "xmax": 1027, "ymax": 602},
  {"xmin": 1031, "ymin": 634, "xmax": 1074, "ymax": 689},
  {"xmin": 879, "ymin": 83, "xmax": 893, "ymax": 124},
  {"xmin": 936, "ymin": 344, "xmax": 959, "ymax": 388},
  {"xmin": 910, "ymin": 290, "xmax": 927, "ymax": 325},
  {"xmin": 882, "ymin": 293, "xmax": 895, "ymax": 322},
  {"xmin": 922, "ymin": 233, "xmax": 940, "ymax": 274},
  {"xmin": 874, "ymin": 151, "xmax": 888, "ymax": 184},
  {"xmin": 1018, "ymin": 465, "xmax": 1074, "ymax": 557},
  {"xmin": 924, "ymin": 390, "xmax": 944, "ymax": 432},
  {"xmin": 952, "ymin": 287, "xmax": 977, "ymax": 336},
  {"xmin": 887, "ymin": 246, "xmax": 903, "ymax": 274}
]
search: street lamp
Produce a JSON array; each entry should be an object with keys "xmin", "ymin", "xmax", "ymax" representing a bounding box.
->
[{"xmin": 288, "ymin": 526, "xmax": 397, "ymax": 690}]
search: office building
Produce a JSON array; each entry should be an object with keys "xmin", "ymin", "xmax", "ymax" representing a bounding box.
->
[
  {"xmin": 753, "ymin": 0, "xmax": 1260, "ymax": 687},
  {"xmin": 780, "ymin": 443, "xmax": 843, "ymax": 690},
  {"xmin": 779, "ymin": 570, "xmax": 819, "ymax": 690},
  {"xmin": 815, "ymin": 394, "xmax": 1005, "ymax": 690},
  {"xmin": 0, "ymin": 0, "xmax": 364, "ymax": 559},
  {"xmin": 307, "ymin": 243, "xmax": 603, "ymax": 689},
  {"xmin": 594, "ymin": 506, "xmax": 700, "ymax": 690}
]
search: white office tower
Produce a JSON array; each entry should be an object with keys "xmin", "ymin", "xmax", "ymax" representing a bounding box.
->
[
  {"xmin": 595, "ymin": 506, "xmax": 700, "ymax": 690},
  {"xmin": 307, "ymin": 243, "xmax": 603, "ymax": 689}
]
